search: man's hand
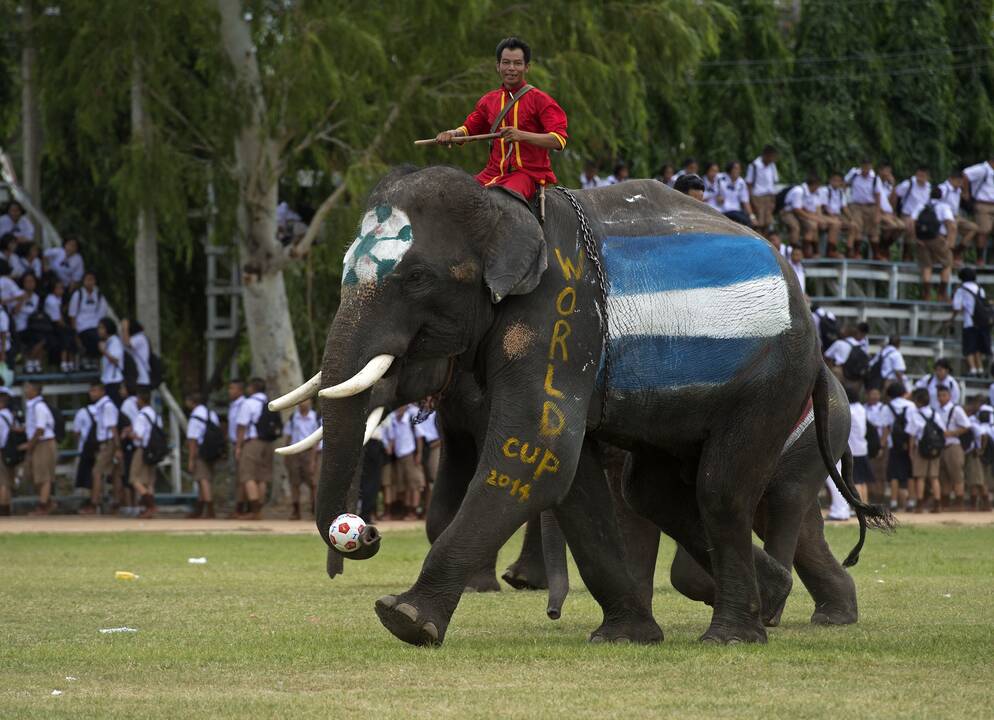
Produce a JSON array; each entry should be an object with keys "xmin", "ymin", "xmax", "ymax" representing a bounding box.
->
[
  {"xmin": 98, "ymin": 341, "xmax": 106, "ymax": 353},
  {"xmin": 500, "ymin": 126, "xmax": 525, "ymax": 143},
  {"xmin": 434, "ymin": 130, "xmax": 462, "ymax": 147}
]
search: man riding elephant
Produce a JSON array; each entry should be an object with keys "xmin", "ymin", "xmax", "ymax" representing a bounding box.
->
[
  {"xmin": 434, "ymin": 36, "xmax": 568, "ymax": 202},
  {"xmin": 274, "ymin": 165, "xmax": 891, "ymax": 647}
]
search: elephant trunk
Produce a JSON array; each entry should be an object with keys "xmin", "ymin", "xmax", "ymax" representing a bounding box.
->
[{"xmin": 541, "ymin": 511, "xmax": 569, "ymax": 620}]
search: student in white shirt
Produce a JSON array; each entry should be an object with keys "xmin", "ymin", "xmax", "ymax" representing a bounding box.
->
[
  {"xmin": 129, "ymin": 389, "xmax": 161, "ymax": 519},
  {"xmin": 97, "ymin": 318, "xmax": 125, "ymax": 404},
  {"xmin": 963, "ymin": 157, "xmax": 994, "ymax": 257},
  {"xmin": 79, "ymin": 382, "xmax": 120, "ymax": 515},
  {"xmin": 389, "ymin": 404, "xmax": 426, "ymax": 519},
  {"xmin": 12, "ymin": 272, "xmax": 44, "ymax": 374},
  {"xmin": 604, "ymin": 162, "xmax": 630, "ymax": 186},
  {"xmin": 11, "ymin": 243, "xmax": 42, "ymax": 280},
  {"xmin": 701, "ymin": 162, "xmax": 722, "ymax": 211},
  {"xmin": 716, "ymin": 161, "xmax": 754, "ymax": 227},
  {"xmin": 746, "ymin": 145, "xmax": 779, "ymax": 235},
  {"xmin": 908, "ymin": 387, "xmax": 941, "ymax": 512},
  {"xmin": 966, "ymin": 400, "xmax": 994, "ymax": 511},
  {"xmin": 894, "ymin": 166, "xmax": 932, "ymax": 241},
  {"xmin": 951, "ymin": 267, "xmax": 992, "ymax": 377},
  {"xmin": 935, "ymin": 385, "xmax": 970, "ymax": 511},
  {"xmin": 185, "ymin": 392, "xmax": 222, "ymax": 519},
  {"xmin": 281, "ymin": 399, "xmax": 321, "ymax": 520},
  {"xmin": 654, "ymin": 163, "xmax": 675, "ymax": 187},
  {"xmin": 844, "ymin": 385, "xmax": 873, "ymax": 503},
  {"xmin": 23, "ymin": 381, "xmax": 57, "ymax": 515},
  {"xmin": 938, "ymin": 170, "xmax": 977, "ymax": 258},
  {"xmin": 911, "ymin": 189, "xmax": 956, "ymax": 301},
  {"xmin": 43, "ymin": 280, "xmax": 75, "ymax": 373},
  {"xmin": 235, "ymin": 378, "xmax": 273, "ymax": 520},
  {"xmin": 876, "ymin": 163, "xmax": 906, "ymax": 249},
  {"xmin": 781, "ymin": 174, "xmax": 837, "ymax": 258},
  {"xmin": 67, "ymin": 271, "xmax": 107, "ymax": 366},
  {"xmin": 121, "ymin": 318, "xmax": 152, "ymax": 388},
  {"xmin": 0, "ymin": 202, "xmax": 34, "ymax": 244},
  {"xmin": 864, "ymin": 387, "xmax": 890, "ymax": 500},
  {"xmin": 845, "ymin": 160, "xmax": 884, "ymax": 258},
  {"xmin": 873, "ymin": 335, "xmax": 908, "ymax": 393},
  {"xmin": 414, "ymin": 410, "xmax": 441, "ymax": 496},
  {"xmin": 823, "ymin": 322, "xmax": 870, "ymax": 372},
  {"xmin": 226, "ymin": 379, "xmax": 247, "ymax": 516},
  {"xmin": 579, "ymin": 161, "xmax": 604, "ymax": 189},
  {"xmin": 881, "ymin": 382, "xmax": 917, "ymax": 513},
  {"xmin": 0, "ymin": 390, "xmax": 16, "ymax": 516},
  {"xmin": 0, "ymin": 303, "xmax": 10, "ymax": 368},
  {"xmin": 667, "ymin": 158, "xmax": 698, "ymax": 189},
  {"xmin": 71, "ymin": 404, "xmax": 94, "ymax": 492},
  {"xmin": 914, "ymin": 358, "xmax": 960, "ymax": 411},
  {"xmin": 43, "ymin": 236, "xmax": 85, "ymax": 291},
  {"xmin": 787, "ymin": 247, "xmax": 805, "ymax": 295}
]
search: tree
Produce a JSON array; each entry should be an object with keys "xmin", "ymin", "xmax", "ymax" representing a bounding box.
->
[
  {"xmin": 945, "ymin": 0, "xmax": 994, "ymax": 167},
  {"xmin": 20, "ymin": 0, "xmax": 42, "ymax": 209}
]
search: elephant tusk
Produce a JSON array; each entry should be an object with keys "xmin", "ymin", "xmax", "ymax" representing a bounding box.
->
[
  {"xmin": 275, "ymin": 427, "xmax": 322, "ymax": 456},
  {"xmin": 269, "ymin": 371, "xmax": 322, "ymax": 412},
  {"xmin": 363, "ymin": 406, "xmax": 385, "ymax": 445},
  {"xmin": 318, "ymin": 355, "xmax": 394, "ymax": 399}
]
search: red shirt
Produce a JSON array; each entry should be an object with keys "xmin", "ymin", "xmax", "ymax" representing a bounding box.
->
[{"xmin": 459, "ymin": 82, "xmax": 568, "ymax": 187}]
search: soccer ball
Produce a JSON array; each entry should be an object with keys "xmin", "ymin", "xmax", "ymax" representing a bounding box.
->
[{"xmin": 329, "ymin": 513, "xmax": 366, "ymax": 552}]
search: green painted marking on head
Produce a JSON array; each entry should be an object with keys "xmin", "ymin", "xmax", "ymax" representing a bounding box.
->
[{"xmin": 342, "ymin": 205, "xmax": 414, "ymax": 286}]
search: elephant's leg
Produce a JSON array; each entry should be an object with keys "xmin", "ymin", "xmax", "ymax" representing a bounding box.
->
[
  {"xmin": 553, "ymin": 441, "xmax": 661, "ymax": 644},
  {"xmin": 793, "ymin": 498, "xmax": 858, "ymax": 625},
  {"xmin": 502, "ymin": 517, "xmax": 548, "ymax": 590},
  {"xmin": 695, "ymin": 438, "xmax": 788, "ymax": 644},
  {"xmin": 606, "ymin": 449, "xmax": 660, "ymax": 609},
  {"xmin": 754, "ymin": 492, "xmax": 805, "ymax": 628},
  {"xmin": 623, "ymin": 451, "xmax": 791, "ymax": 634},
  {"xmin": 669, "ymin": 545, "xmax": 715, "ymax": 605},
  {"xmin": 425, "ymin": 431, "xmax": 500, "ymax": 593}
]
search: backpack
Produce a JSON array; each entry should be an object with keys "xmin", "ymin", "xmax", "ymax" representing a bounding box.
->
[
  {"xmin": 842, "ymin": 340, "xmax": 870, "ymax": 381},
  {"xmin": 0, "ymin": 414, "xmax": 25, "ymax": 467},
  {"xmin": 27, "ymin": 304, "xmax": 53, "ymax": 335},
  {"xmin": 918, "ymin": 410, "xmax": 945, "ymax": 459},
  {"xmin": 147, "ymin": 353, "xmax": 163, "ymax": 388},
  {"xmin": 194, "ymin": 409, "xmax": 226, "ymax": 462},
  {"xmin": 773, "ymin": 186, "xmax": 792, "ymax": 215},
  {"xmin": 41, "ymin": 399, "xmax": 65, "ymax": 443},
  {"xmin": 983, "ymin": 435, "xmax": 994, "ymax": 466},
  {"xmin": 895, "ymin": 178, "xmax": 914, "ymax": 216},
  {"xmin": 81, "ymin": 408, "xmax": 100, "ymax": 461},
  {"xmin": 865, "ymin": 349, "xmax": 890, "ymax": 391},
  {"xmin": 888, "ymin": 403, "xmax": 910, "ymax": 453},
  {"xmin": 253, "ymin": 398, "xmax": 283, "ymax": 442},
  {"xmin": 960, "ymin": 286, "xmax": 993, "ymax": 330},
  {"xmin": 123, "ymin": 353, "xmax": 139, "ymax": 387},
  {"xmin": 813, "ymin": 307, "xmax": 839, "ymax": 351},
  {"xmin": 950, "ymin": 406, "xmax": 974, "ymax": 453},
  {"xmin": 865, "ymin": 422, "xmax": 881, "ymax": 460},
  {"xmin": 915, "ymin": 203, "xmax": 940, "ymax": 241},
  {"xmin": 142, "ymin": 409, "xmax": 169, "ymax": 465}
]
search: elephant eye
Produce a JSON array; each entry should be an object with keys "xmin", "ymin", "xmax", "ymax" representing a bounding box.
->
[{"xmin": 408, "ymin": 269, "xmax": 424, "ymax": 282}]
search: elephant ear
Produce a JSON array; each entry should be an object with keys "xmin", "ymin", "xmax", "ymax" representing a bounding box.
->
[{"xmin": 483, "ymin": 187, "xmax": 548, "ymax": 303}]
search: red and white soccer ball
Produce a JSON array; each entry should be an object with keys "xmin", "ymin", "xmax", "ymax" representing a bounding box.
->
[{"xmin": 329, "ymin": 513, "xmax": 366, "ymax": 552}]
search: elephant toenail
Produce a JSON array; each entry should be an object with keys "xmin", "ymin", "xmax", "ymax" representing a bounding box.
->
[
  {"xmin": 422, "ymin": 622, "xmax": 438, "ymax": 642},
  {"xmin": 395, "ymin": 603, "xmax": 418, "ymax": 622},
  {"xmin": 613, "ymin": 636, "xmax": 631, "ymax": 645},
  {"xmin": 376, "ymin": 594, "xmax": 398, "ymax": 609}
]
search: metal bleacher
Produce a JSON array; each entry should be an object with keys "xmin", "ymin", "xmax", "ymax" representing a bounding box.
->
[{"xmin": 804, "ymin": 257, "xmax": 993, "ymax": 397}]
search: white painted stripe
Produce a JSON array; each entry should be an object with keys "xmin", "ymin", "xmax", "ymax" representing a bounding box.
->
[
  {"xmin": 607, "ymin": 275, "xmax": 791, "ymax": 339},
  {"xmin": 782, "ymin": 409, "xmax": 814, "ymax": 452}
]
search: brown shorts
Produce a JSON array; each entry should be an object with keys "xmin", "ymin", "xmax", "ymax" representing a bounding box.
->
[
  {"xmin": 24, "ymin": 438, "xmax": 57, "ymax": 488},
  {"xmin": 93, "ymin": 441, "xmax": 117, "ymax": 479},
  {"xmin": 284, "ymin": 452, "xmax": 316, "ymax": 487},
  {"xmin": 964, "ymin": 454, "xmax": 990, "ymax": 488},
  {"xmin": 975, "ymin": 201, "xmax": 994, "ymax": 236},
  {"xmin": 424, "ymin": 442, "xmax": 441, "ymax": 485},
  {"xmin": 238, "ymin": 439, "xmax": 273, "ymax": 486},
  {"xmin": 940, "ymin": 444, "xmax": 965, "ymax": 492},
  {"xmin": 916, "ymin": 237, "xmax": 952, "ymax": 271},
  {"xmin": 0, "ymin": 460, "xmax": 13, "ymax": 490},
  {"xmin": 192, "ymin": 457, "xmax": 215, "ymax": 486},
  {"xmin": 752, "ymin": 194, "xmax": 775, "ymax": 229},
  {"xmin": 849, "ymin": 204, "xmax": 878, "ymax": 242},
  {"xmin": 380, "ymin": 459, "xmax": 395, "ymax": 490},
  {"xmin": 129, "ymin": 449, "xmax": 155, "ymax": 491},
  {"xmin": 396, "ymin": 453, "xmax": 425, "ymax": 493},
  {"xmin": 911, "ymin": 452, "xmax": 940, "ymax": 481}
]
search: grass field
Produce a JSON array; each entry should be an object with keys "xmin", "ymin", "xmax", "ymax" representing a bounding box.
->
[{"xmin": 2, "ymin": 524, "xmax": 993, "ymax": 719}]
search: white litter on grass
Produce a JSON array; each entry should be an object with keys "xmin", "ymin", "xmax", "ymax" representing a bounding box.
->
[
  {"xmin": 876, "ymin": 579, "xmax": 885, "ymax": 584},
  {"xmin": 187, "ymin": 557, "xmax": 207, "ymax": 564},
  {"xmin": 65, "ymin": 676, "xmax": 77, "ymax": 681},
  {"xmin": 51, "ymin": 690, "xmax": 63, "ymax": 696},
  {"xmin": 943, "ymin": 593, "xmax": 952, "ymax": 598},
  {"xmin": 99, "ymin": 627, "xmax": 138, "ymax": 634}
]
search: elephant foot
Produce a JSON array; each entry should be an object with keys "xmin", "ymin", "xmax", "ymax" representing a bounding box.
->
[
  {"xmin": 464, "ymin": 571, "xmax": 502, "ymax": 593},
  {"xmin": 374, "ymin": 594, "xmax": 445, "ymax": 647},
  {"xmin": 589, "ymin": 612, "xmax": 663, "ymax": 645},
  {"xmin": 758, "ymin": 558, "xmax": 793, "ymax": 628},
  {"xmin": 700, "ymin": 618, "xmax": 768, "ymax": 645},
  {"xmin": 811, "ymin": 602, "xmax": 858, "ymax": 626},
  {"xmin": 501, "ymin": 564, "xmax": 548, "ymax": 591}
]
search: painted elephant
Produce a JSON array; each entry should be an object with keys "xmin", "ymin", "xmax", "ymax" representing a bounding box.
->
[{"xmin": 284, "ymin": 165, "xmax": 890, "ymax": 646}]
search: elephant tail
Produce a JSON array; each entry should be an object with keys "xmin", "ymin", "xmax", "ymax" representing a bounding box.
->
[{"xmin": 812, "ymin": 363, "xmax": 896, "ymax": 569}]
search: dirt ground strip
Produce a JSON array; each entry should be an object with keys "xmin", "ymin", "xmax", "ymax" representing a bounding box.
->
[{"xmin": 0, "ymin": 512, "xmax": 992, "ymax": 534}]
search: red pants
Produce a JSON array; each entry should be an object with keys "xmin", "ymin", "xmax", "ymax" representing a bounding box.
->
[{"xmin": 476, "ymin": 169, "xmax": 537, "ymax": 201}]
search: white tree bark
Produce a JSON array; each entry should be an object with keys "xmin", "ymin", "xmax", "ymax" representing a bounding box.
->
[
  {"xmin": 130, "ymin": 61, "xmax": 162, "ymax": 351},
  {"xmin": 21, "ymin": 0, "xmax": 42, "ymax": 211},
  {"xmin": 215, "ymin": 0, "xmax": 303, "ymax": 395}
]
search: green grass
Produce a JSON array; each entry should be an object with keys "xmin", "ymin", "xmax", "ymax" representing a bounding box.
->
[{"xmin": 2, "ymin": 525, "xmax": 993, "ymax": 719}]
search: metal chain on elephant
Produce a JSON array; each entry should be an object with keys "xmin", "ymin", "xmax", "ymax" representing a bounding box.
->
[{"xmin": 556, "ymin": 186, "xmax": 610, "ymax": 429}]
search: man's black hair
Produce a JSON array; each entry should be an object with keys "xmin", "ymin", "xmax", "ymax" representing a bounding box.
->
[
  {"xmin": 613, "ymin": 162, "xmax": 627, "ymax": 176},
  {"xmin": 186, "ymin": 391, "xmax": 204, "ymax": 406},
  {"xmin": 959, "ymin": 266, "xmax": 977, "ymax": 283},
  {"xmin": 844, "ymin": 384, "xmax": 861, "ymax": 404},
  {"xmin": 806, "ymin": 172, "xmax": 821, "ymax": 186},
  {"xmin": 950, "ymin": 169, "xmax": 964, "ymax": 179},
  {"xmin": 931, "ymin": 186, "xmax": 943, "ymax": 199},
  {"xmin": 762, "ymin": 144, "xmax": 777, "ymax": 155},
  {"xmin": 681, "ymin": 157, "xmax": 697, "ymax": 170},
  {"xmin": 249, "ymin": 377, "xmax": 266, "ymax": 394},
  {"xmin": 886, "ymin": 383, "xmax": 905, "ymax": 400},
  {"xmin": 99, "ymin": 316, "xmax": 117, "ymax": 336},
  {"xmin": 912, "ymin": 388, "xmax": 930, "ymax": 405},
  {"xmin": 935, "ymin": 358, "xmax": 951, "ymax": 370},
  {"xmin": 674, "ymin": 173, "xmax": 706, "ymax": 195},
  {"xmin": 496, "ymin": 37, "xmax": 530, "ymax": 64},
  {"xmin": 916, "ymin": 165, "xmax": 930, "ymax": 173},
  {"xmin": 725, "ymin": 160, "xmax": 740, "ymax": 173},
  {"xmin": 936, "ymin": 384, "xmax": 950, "ymax": 395},
  {"xmin": 90, "ymin": 380, "xmax": 104, "ymax": 391},
  {"xmin": 857, "ymin": 322, "xmax": 870, "ymax": 334},
  {"xmin": 129, "ymin": 318, "xmax": 144, "ymax": 334}
]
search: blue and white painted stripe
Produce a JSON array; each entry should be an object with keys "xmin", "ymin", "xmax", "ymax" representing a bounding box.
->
[{"xmin": 601, "ymin": 233, "xmax": 791, "ymax": 391}]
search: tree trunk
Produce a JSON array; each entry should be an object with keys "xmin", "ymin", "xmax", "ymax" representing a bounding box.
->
[
  {"xmin": 130, "ymin": 61, "xmax": 161, "ymax": 351},
  {"xmin": 21, "ymin": 0, "xmax": 42, "ymax": 211}
]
